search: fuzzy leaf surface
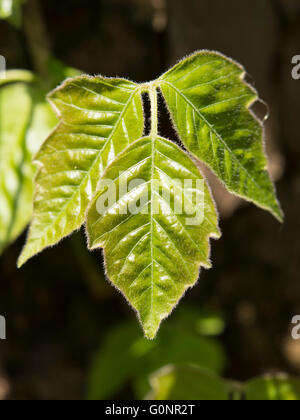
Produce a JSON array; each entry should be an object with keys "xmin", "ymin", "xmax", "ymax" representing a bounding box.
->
[
  {"xmin": 159, "ymin": 51, "xmax": 283, "ymax": 221},
  {"xmin": 87, "ymin": 136, "xmax": 220, "ymax": 339},
  {"xmin": 18, "ymin": 76, "xmax": 143, "ymax": 266}
]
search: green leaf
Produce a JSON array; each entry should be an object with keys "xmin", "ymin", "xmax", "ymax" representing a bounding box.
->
[
  {"xmin": 246, "ymin": 375, "xmax": 300, "ymax": 401},
  {"xmin": 18, "ymin": 76, "xmax": 144, "ymax": 267},
  {"xmin": 87, "ymin": 136, "xmax": 220, "ymax": 339},
  {"xmin": 87, "ymin": 323, "xmax": 155, "ymax": 400},
  {"xmin": 147, "ymin": 365, "xmax": 229, "ymax": 400},
  {"xmin": 133, "ymin": 324, "xmax": 225, "ymax": 399},
  {"xmin": 87, "ymin": 321, "xmax": 226, "ymax": 400},
  {"xmin": 0, "ymin": 80, "xmax": 56, "ymax": 255},
  {"xmin": 16, "ymin": 51, "xmax": 283, "ymax": 344},
  {"xmin": 159, "ymin": 51, "xmax": 283, "ymax": 221}
]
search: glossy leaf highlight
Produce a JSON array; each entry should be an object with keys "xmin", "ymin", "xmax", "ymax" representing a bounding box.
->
[
  {"xmin": 18, "ymin": 76, "xmax": 144, "ymax": 266},
  {"xmin": 87, "ymin": 136, "xmax": 220, "ymax": 339}
]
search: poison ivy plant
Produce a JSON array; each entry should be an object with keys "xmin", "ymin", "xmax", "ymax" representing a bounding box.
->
[
  {"xmin": 0, "ymin": 0, "xmax": 25, "ymax": 27},
  {"xmin": 0, "ymin": 71, "xmax": 57, "ymax": 255},
  {"xmin": 18, "ymin": 51, "xmax": 283, "ymax": 339}
]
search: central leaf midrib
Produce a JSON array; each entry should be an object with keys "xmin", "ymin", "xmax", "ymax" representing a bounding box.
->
[
  {"xmin": 33, "ymin": 87, "xmax": 140, "ymax": 242},
  {"xmin": 149, "ymin": 134, "xmax": 156, "ymax": 326}
]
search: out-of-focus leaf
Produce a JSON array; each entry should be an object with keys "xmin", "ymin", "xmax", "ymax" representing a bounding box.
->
[
  {"xmin": 173, "ymin": 305, "xmax": 225, "ymax": 337},
  {"xmin": 18, "ymin": 76, "xmax": 144, "ymax": 267},
  {"xmin": 87, "ymin": 136, "xmax": 220, "ymax": 339},
  {"xmin": 87, "ymin": 320, "xmax": 226, "ymax": 400},
  {"xmin": 245, "ymin": 375, "xmax": 300, "ymax": 401},
  {"xmin": 0, "ymin": 0, "xmax": 25, "ymax": 27},
  {"xmin": 147, "ymin": 365, "xmax": 229, "ymax": 400},
  {"xmin": 0, "ymin": 79, "xmax": 56, "ymax": 255},
  {"xmin": 159, "ymin": 51, "xmax": 283, "ymax": 222},
  {"xmin": 0, "ymin": 70, "xmax": 36, "ymax": 87},
  {"xmin": 133, "ymin": 324, "xmax": 226, "ymax": 399},
  {"xmin": 87, "ymin": 323, "xmax": 155, "ymax": 400}
]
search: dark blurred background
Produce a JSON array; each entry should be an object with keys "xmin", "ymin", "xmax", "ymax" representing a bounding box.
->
[{"xmin": 0, "ymin": 0, "xmax": 300, "ymax": 400}]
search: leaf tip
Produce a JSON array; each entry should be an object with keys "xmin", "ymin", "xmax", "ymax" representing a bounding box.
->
[
  {"xmin": 267, "ymin": 195, "xmax": 284, "ymax": 223},
  {"xmin": 142, "ymin": 319, "xmax": 161, "ymax": 340},
  {"xmin": 17, "ymin": 255, "xmax": 26, "ymax": 269},
  {"xmin": 144, "ymin": 328, "xmax": 158, "ymax": 341},
  {"xmin": 17, "ymin": 244, "xmax": 35, "ymax": 268},
  {"xmin": 274, "ymin": 206, "xmax": 284, "ymax": 224}
]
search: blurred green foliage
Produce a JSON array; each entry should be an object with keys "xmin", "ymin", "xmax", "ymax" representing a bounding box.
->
[
  {"xmin": 87, "ymin": 306, "xmax": 226, "ymax": 400},
  {"xmin": 0, "ymin": 61, "xmax": 81, "ymax": 256},
  {"xmin": 0, "ymin": 0, "xmax": 25, "ymax": 27},
  {"xmin": 246, "ymin": 375, "xmax": 300, "ymax": 401},
  {"xmin": 0, "ymin": 71, "xmax": 57, "ymax": 254},
  {"xmin": 148, "ymin": 365, "xmax": 300, "ymax": 401},
  {"xmin": 148, "ymin": 365, "xmax": 229, "ymax": 400},
  {"xmin": 173, "ymin": 304, "xmax": 225, "ymax": 337}
]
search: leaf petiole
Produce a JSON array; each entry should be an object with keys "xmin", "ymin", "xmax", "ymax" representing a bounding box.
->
[{"xmin": 149, "ymin": 85, "xmax": 159, "ymax": 138}]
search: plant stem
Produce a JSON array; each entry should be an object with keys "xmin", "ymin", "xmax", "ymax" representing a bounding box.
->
[{"xmin": 149, "ymin": 86, "xmax": 158, "ymax": 138}]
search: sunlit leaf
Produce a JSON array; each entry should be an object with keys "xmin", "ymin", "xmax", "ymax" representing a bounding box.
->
[
  {"xmin": 87, "ymin": 321, "xmax": 225, "ymax": 400},
  {"xmin": 159, "ymin": 51, "xmax": 283, "ymax": 221},
  {"xmin": 246, "ymin": 375, "xmax": 300, "ymax": 401},
  {"xmin": 147, "ymin": 365, "xmax": 229, "ymax": 400},
  {"xmin": 18, "ymin": 76, "xmax": 144, "ymax": 267},
  {"xmin": 16, "ymin": 51, "xmax": 283, "ymax": 343},
  {"xmin": 87, "ymin": 136, "xmax": 220, "ymax": 339},
  {"xmin": 0, "ymin": 79, "xmax": 56, "ymax": 255}
]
